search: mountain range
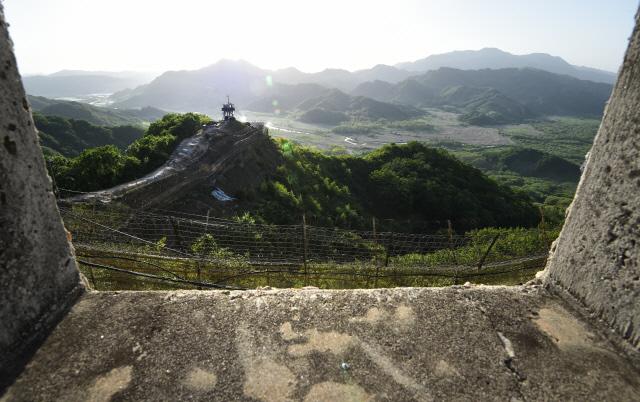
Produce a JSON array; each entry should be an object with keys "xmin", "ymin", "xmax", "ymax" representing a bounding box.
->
[
  {"xmin": 109, "ymin": 61, "xmax": 611, "ymax": 126},
  {"xmin": 395, "ymin": 48, "xmax": 616, "ymax": 84},
  {"xmin": 24, "ymin": 48, "xmax": 616, "ymax": 126},
  {"xmin": 27, "ymin": 48, "xmax": 616, "ymax": 100},
  {"xmin": 352, "ymin": 68, "xmax": 612, "ymax": 124},
  {"xmin": 23, "ymin": 70, "xmax": 158, "ymax": 98}
]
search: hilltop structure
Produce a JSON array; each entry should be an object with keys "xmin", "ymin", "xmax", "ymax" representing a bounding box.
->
[{"xmin": 221, "ymin": 96, "xmax": 235, "ymax": 120}]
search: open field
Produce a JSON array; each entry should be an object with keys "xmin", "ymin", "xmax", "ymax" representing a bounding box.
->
[
  {"xmin": 240, "ymin": 109, "xmax": 517, "ymax": 152},
  {"xmin": 239, "ymin": 111, "xmax": 598, "ymax": 160}
]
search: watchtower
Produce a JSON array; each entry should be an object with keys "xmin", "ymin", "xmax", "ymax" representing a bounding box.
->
[{"xmin": 221, "ymin": 96, "xmax": 235, "ymax": 120}]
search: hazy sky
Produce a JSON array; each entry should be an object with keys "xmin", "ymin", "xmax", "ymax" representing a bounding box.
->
[{"xmin": 4, "ymin": 0, "xmax": 638, "ymax": 75}]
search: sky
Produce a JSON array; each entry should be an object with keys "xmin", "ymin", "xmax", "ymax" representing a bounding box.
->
[{"xmin": 3, "ymin": 0, "xmax": 638, "ymax": 75}]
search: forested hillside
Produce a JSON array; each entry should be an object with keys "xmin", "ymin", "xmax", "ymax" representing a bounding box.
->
[
  {"xmin": 46, "ymin": 113, "xmax": 211, "ymax": 191},
  {"xmin": 247, "ymin": 140, "xmax": 538, "ymax": 229},
  {"xmin": 46, "ymin": 112, "xmax": 538, "ymax": 229},
  {"xmin": 35, "ymin": 113, "xmax": 144, "ymax": 157}
]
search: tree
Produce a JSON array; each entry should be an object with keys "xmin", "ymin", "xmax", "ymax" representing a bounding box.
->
[{"xmin": 66, "ymin": 145, "xmax": 127, "ymax": 191}]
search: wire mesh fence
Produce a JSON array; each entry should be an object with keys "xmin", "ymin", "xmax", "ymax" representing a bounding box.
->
[{"xmin": 59, "ymin": 203, "xmax": 551, "ymax": 290}]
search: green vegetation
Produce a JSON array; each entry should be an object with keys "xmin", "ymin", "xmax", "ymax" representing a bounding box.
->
[
  {"xmin": 448, "ymin": 145, "xmax": 581, "ymax": 183},
  {"xmin": 78, "ymin": 250, "xmax": 546, "ymax": 290},
  {"xmin": 386, "ymin": 119, "xmax": 435, "ymax": 132},
  {"xmin": 35, "ymin": 113, "xmax": 145, "ymax": 157},
  {"xmin": 393, "ymin": 227, "xmax": 558, "ymax": 267},
  {"xmin": 503, "ymin": 117, "xmax": 600, "ymax": 164},
  {"xmin": 331, "ymin": 122, "xmax": 378, "ymax": 134},
  {"xmin": 330, "ymin": 119, "xmax": 435, "ymax": 134},
  {"xmin": 64, "ymin": 202, "xmax": 555, "ymax": 291},
  {"xmin": 46, "ymin": 113, "xmax": 211, "ymax": 191},
  {"xmin": 244, "ymin": 140, "xmax": 538, "ymax": 229},
  {"xmin": 73, "ymin": 225, "xmax": 555, "ymax": 291},
  {"xmin": 438, "ymin": 142, "xmax": 581, "ymax": 226},
  {"xmin": 438, "ymin": 87, "xmax": 532, "ymax": 126},
  {"xmin": 299, "ymin": 108, "xmax": 349, "ymax": 125}
]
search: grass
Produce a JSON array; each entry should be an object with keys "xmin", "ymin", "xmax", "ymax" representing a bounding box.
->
[{"xmin": 78, "ymin": 249, "xmax": 546, "ymax": 291}]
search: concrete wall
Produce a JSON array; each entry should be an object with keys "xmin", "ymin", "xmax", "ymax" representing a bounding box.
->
[
  {"xmin": 0, "ymin": 4, "xmax": 83, "ymax": 387},
  {"xmin": 544, "ymin": 9, "xmax": 640, "ymax": 356}
]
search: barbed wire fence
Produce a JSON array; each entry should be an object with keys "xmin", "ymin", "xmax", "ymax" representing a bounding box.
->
[{"xmin": 58, "ymin": 202, "xmax": 550, "ymax": 290}]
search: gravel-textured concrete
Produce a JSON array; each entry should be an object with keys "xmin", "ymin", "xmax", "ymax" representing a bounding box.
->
[
  {"xmin": 543, "ymin": 8, "xmax": 640, "ymax": 363},
  {"xmin": 3, "ymin": 286, "xmax": 640, "ymax": 401},
  {"xmin": 0, "ymin": 4, "xmax": 83, "ymax": 388}
]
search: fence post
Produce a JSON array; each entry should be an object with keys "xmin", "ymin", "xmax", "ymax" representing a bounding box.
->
[
  {"xmin": 539, "ymin": 206, "xmax": 550, "ymax": 249},
  {"xmin": 205, "ymin": 209, "xmax": 211, "ymax": 235},
  {"xmin": 302, "ymin": 214, "xmax": 309, "ymax": 280},
  {"xmin": 87, "ymin": 263, "xmax": 97, "ymax": 289},
  {"xmin": 477, "ymin": 234, "xmax": 500, "ymax": 271},
  {"xmin": 81, "ymin": 202, "xmax": 98, "ymax": 287},
  {"xmin": 372, "ymin": 217, "xmax": 380, "ymax": 288},
  {"xmin": 372, "ymin": 217, "xmax": 377, "ymax": 241},
  {"xmin": 384, "ymin": 232, "xmax": 393, "ymax": 267},
  {"xmin": 447, "ymin": 219, "xmax": 458, "ymax": 264},
  {"xmin": 195, "ymin": 258, "xmax": 202, "ymax": 290},
  {"xmin": 170, "ymin": 218, "xmax": 186, "ymax": 252}
]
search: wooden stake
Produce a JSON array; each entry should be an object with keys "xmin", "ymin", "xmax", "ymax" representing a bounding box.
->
[
  {"xmin": 302, "ymin": 214, "xmax": 309, "ymax": 278},
  {"xmin": 539, "ymin": 206, "xmax": 550, "ymax": 248},
  {"xmin": 447, "ymin": 219, "xmax": 457, "ymax": 264},
  {"xmin": 477, "ymin": 234, "xmax": 500, "ymax": 271}
]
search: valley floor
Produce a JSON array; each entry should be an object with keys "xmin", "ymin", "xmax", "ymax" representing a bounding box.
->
[{"xmin": 241, "ymin": 109, "xmax": 518, "ymax": 153}]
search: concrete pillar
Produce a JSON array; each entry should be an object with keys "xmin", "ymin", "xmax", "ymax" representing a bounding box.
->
[
  {"xmin": 0, "ymin": 4, "xmax": 83, "ymax": 387},
  {"xmin": 544, "ymin": 9, "xmax": 640, "ymax": 358}
]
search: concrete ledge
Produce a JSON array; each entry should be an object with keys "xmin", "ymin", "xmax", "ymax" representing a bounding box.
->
[
  {"xmin": 3, "ymin": 286, "xmax": 639, "ymax": 401},
  {"xmin": 0, "ymin": 282, "xmax": 84, "ymax": 392}
]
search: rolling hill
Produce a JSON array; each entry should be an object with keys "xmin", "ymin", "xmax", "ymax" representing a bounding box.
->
[
  {"xmin": 247, "ymin": 86, "xmax": 423, "ymax": 124},
  {"xmin": 295, "ymin": 89, "xmax": 423, "ymax": 123},
  {"xmin": 458, "ymin": 146, "xmax": 582, "ymax": 183},
  {"xmin": 35, "ymin": 113, "xmax": 145, "ymax": 157}
]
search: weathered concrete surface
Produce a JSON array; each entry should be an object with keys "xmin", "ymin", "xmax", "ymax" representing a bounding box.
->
[
  {"xmin": 3, "ymin": 286, "xmax": 640, "ymax": 401},
  {"xmin": 543, "ymin": 7, "xmax": 640, "ymax": 365},
  {"xmin": 0, "ymin": 4, "xmax": 83, "ymax": 388}
]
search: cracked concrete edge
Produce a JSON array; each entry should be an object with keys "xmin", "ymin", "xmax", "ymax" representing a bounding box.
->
[
  {"xmin": 0, "ymin": 4, "xmax": 85, "ymax": 392},
  {"xmin": 542, "ymin": 5, "xmax": 640, "ymax": 367}
]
